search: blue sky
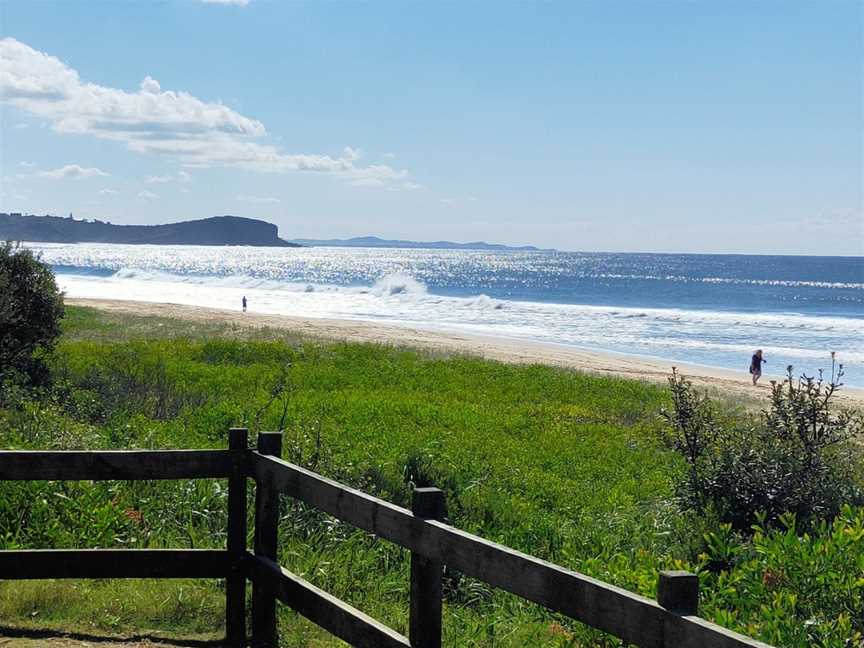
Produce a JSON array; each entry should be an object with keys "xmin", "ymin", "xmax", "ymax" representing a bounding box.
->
[{"xmin": 1, "ymin": 0, "xmax": 861, "ymax": 254}]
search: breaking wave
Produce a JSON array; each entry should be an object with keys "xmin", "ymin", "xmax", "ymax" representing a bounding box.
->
[{"xmin": 26, "ymin": 241, "xmax": 864, "ymax": 386}]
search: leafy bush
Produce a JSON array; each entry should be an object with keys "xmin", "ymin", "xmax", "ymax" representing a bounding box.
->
[
  {"xmin": 661, "ymin": 366, "xmax": 863, "ymax": 531},
  {"xmin": 0, "ymin": 241, "xmax": 64, "ymax": 389},
  {"xmin": 699, "ymin": 506, "xmax": 864, "ymax": 647}
]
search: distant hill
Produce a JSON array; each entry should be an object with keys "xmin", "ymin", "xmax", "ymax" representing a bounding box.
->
[
  {"xmin": 291, "ymin": 235, "xmax": 550, "ymax": 251},
  {"xmin": 0, "ymin": 213, "xmax": 299, "ymax": 247}
]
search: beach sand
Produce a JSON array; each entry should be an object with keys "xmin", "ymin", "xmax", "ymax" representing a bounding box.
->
[{"xmin": 69, "ymin": 298, "xmax": 864, "ymax": 407}]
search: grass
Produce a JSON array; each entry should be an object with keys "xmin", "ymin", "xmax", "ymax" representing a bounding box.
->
[{"xmin": 0, "ymin": 306, "xmax": 861, "ymax": 647}]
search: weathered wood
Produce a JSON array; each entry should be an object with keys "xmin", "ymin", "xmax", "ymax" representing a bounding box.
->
[
  {"xmin": 250, "ymin": 453, "xmax": 661, "ymax": 644},
  {"xmin": 662, "ymin": 612, "xmax": 776, "ymax": 648},
  {"xmin": 409, "ymin": 488, "xmax": 445, "ymax": 648},
  {"xmin": 250, "ymin": 453, "xmax": 770, "ymax": 648},
  {"xmin": 249, "ymin": 554, "xmax": 411, "ymax": 648},
  {"xmin": 0, "ymin": 441, "xmax": 773, "ymax": 648},
  {"xmin": 0, "ymin": 450, "xmax": 231, "ymax": 481},
  {"xmin": 0, "ymin": 549, "xmax": 229, "ymax": 579},
  {"xmin": 657, "ymin": 570, "xmax": 698, "ymax": 615},
  {"xmin": 252, "ymin": 432, "xmax": 282, "ymax": 648},
  {"xmin": 226, "ymin": 428, "xmax": 249, "ymax": 646}
]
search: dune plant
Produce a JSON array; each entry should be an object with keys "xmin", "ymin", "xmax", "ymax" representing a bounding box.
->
[
  {"xmin": 0, "ymin": 306, "xmax": 862, "ymax": 646},
  {"xmin": 661, "ymin": 365, "xmax": 863, "ymax": 532}
]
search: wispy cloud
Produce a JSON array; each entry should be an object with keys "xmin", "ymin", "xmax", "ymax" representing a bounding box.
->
[
  {"xmin": 34, "ymin": 164, "xmax": 109, "ymax": 179},
  {"xmin": 806, "ymin": 207, "xmax": 863, "ymax": 230},
  {"xmin": 237, "ymin": 194, "xmax": 280, "ymax": 204},
  {"xmin": 18, "ymin": 161, "xmax": 36, "ymax": 168},
  {"xmin": 382, "ymin": 152, "xmax": 396, "ymax": 159},
  {"xmin": 145, "ymin": 174, "xmax": 172, "ymax": 184},
  {"xmin": 397, "ymin": 182, "xmax": 424, "ymax": 191},
  {"xmin": 137, "ymin": 190, "xmax": 158, "ymax": 199},
  {"xmin": 201, "ymin": 0, "xmax": 250, "ymax": 5},
  {"xmin": 100, "ymin": 188, "xmax": 119, "ymax": 195},
  {"xmin": 146, "ymin": 170, "xmax": 193, "ymax": 184},
  {"xmin": 0, "ymin": 38, "xmax": 412, "ymax": 188}
]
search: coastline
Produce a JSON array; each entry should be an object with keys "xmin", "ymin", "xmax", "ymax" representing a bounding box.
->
[{"xmin": 68, "ymin": 297, "xmax": 864, "ymax": 407}]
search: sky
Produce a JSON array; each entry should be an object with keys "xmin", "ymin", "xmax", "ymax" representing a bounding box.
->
[{"xmin": 0, "ymin": 1, "xmax": 862, "ymax": 255}]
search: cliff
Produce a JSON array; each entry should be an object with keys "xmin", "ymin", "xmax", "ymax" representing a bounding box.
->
[{"xmin": 0, "ymin": 214, "xmax": 299, "ymax": 247}]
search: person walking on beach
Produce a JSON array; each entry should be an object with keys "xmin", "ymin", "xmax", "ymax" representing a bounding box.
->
[
  {"xmin": 242, "ymin": 296, "xmax": 247, "ymax": 312},
  {"xmin": 749, "ymin": 349, "xmax": 766, "ymax": 385}
]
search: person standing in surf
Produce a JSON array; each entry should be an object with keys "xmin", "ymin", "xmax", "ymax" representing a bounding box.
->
[
  {"xmin": 749, "ymin": 349, "xmax": 766, "ymax": 385},
  {"xmin": 242, "ymin": 296, "xmax": 247, "ymax": 312}
]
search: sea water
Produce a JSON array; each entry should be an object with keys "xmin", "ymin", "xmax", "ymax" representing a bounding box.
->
[{"xmin": 27, "ymin": 243, "xmax": 864, "ymax": 386}]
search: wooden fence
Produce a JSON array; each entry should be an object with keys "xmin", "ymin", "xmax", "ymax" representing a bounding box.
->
[{"xmin": 0, "ymin": 429, "xmax": 774, "ymax": 648}]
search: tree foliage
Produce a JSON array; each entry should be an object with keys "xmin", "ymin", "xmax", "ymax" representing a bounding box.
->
[{"xmin": 0, "ymin": 241, "xmax": 65, "ymax": 386}]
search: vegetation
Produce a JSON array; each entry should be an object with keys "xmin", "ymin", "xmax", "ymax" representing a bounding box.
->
[
  {"xmin": 0, "ymin": 306, "xmax": 861, "ymax": 647},
  {"xmin": 662, "ymin": 366, "xmax": 863, "ymax": 531},
  {"xmin": 0, "ymin": 242, "xmax": 64, "ymax": 388}
]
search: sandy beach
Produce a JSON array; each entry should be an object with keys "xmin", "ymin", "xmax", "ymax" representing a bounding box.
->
[{"xmin": 68, "ymin": 298, "xmax": 864, "ymax": 407}]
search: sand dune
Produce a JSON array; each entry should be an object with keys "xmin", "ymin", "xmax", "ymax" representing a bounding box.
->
[{"xmin": 69, "ymin": 298, "xmax": 864, "ymax": 407}]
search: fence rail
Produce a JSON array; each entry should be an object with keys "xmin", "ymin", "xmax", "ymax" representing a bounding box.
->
[
  {"xmin": 0, "ymin": 430, "xmax": 774, "ymax": 648},
  {"xmin": 0, "ymin": 449, "xmax": 231, "ymax": 481}
]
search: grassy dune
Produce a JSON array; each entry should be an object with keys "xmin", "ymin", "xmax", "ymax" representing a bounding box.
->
[{"xmin": 0, "ymin": 306, "xmax": 860, "ymax": 647}]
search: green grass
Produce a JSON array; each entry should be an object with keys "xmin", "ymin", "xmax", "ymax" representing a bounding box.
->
[{"xmin": 0, "ymin": 306, "xmax": 860, "ymax": 647}]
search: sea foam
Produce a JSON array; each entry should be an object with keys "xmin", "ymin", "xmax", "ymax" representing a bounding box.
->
[{"xmin": 30, "ymin": 242, "xmax": 864, "ymax": 386}]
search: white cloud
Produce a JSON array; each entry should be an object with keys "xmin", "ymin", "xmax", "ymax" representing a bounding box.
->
[
  {"xmin": 145, "ymin": 174, "xmax": 172, "ymax": 184},
  {"xmin": 100, "ymin": 188, "xmax": 119, "ymax": 195},
  {"xmin": 382, "ymin": 152, "xmax": 396, "ymax": 159},
  {"xmin": 13, "ymin": 122, "xmax": 29, "ymax": 129},
  {"xmin": 18, "ymin": 161, "xmax": 36, "ymax": 168},
  {"xmin": 346, "ymin": 164, "xmax": 407, "ymax": 187},
  {"xmin": 237, "ymin": 194, "xmax": 280, "ymax": 204},
  {"xmin": 145, "ymin": 170, "xmax": 193, "ymax": 184},
  {"xmin": 34, "ymin": 164, "xmax": 109, "ymax": 179},
  {"xmin": 349, "ymin": 177, "xmax": 386, "ymax": 188},
  {"xmin": 137, "ymin": 190, "xmax": 158, "ymax": 199},
  {"xmin": 0, "ymin": 38, "xmax": 411, "ymax": 188},
  {"xmin": 399, "ymin": 182, "xmax": 424, "ymax": 191},
  {"xmin": 201, "ymin": 0, "xmax": 250, "ymax": 5}
]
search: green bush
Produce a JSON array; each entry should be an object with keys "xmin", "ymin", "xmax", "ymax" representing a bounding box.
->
[
  {"xmin": 1, "ymin": 306, "xmax": 862, "ymax": 646},
  {"xmin": 661, "ymin": 366, "xmax": 863, "ymax": 532},
  {"xmin": 699, "ymin": 506, "xmax": 864, "ymax": 647},
  {"xmin": 0, "ymin": 241, "xmax": 65, "ymax": 390}
]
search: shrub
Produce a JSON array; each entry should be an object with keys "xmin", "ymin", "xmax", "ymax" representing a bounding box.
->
[
  {"xmin": 699, "ymin": 506, "xmax": 864, "ymax": 647},
  {"xmin": 661, "ymin": 366, "xmax": 863, "ymax": 532},
  {"xmin": 0, "ymin": 242, "xmax": 64, "ymax": 389}
]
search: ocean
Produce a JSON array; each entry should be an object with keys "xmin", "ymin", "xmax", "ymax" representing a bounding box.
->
[{"xmin": 28, "ymin": 243, "xmax": 864, "ymax": 387}]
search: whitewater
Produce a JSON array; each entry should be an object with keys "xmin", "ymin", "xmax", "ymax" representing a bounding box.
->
[{"xmin": 27, "ymin": 243, "xmax": 864, "ymax": 386}]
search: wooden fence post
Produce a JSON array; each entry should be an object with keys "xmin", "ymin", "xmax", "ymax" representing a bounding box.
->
[
  {"xmin": 409, "ymin": 487, "xmax": 446, "ymax": 648},
  {"xmin": 252, "ymin": 432, "xmax": 283, "ymax": 648},
  {"xmin": 657, "ymin": 570, "xmax": 698, "ymax": 615},
  {"xmin": 226, "ymin": 427, "xmax": 248, "ymax": 646}
]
